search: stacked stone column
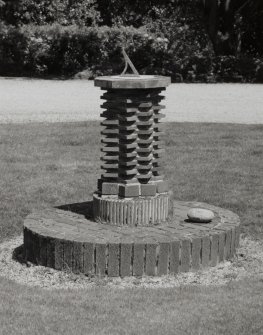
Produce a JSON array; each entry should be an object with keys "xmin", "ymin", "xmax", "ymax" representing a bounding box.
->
[{"xmin": 93, "ymin": 75, "xmax": 171, "ymax": 226}]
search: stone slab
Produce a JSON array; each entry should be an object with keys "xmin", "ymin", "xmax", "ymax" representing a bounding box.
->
[
  {"xmin": 101, "ymin": 182, "xmax": 119, "ymax": 195},
  {"xmin": 140, "ymin": 184, "xmax": 157, "ymax": 196},
  {"xmin": 95, "ymin": 76, "xmax": 171, "ymax": 89},
  {"xmin": 157, "ymin": 242, "xmax": 169, "ymax": 275},
  {"xmin": 180, "ymin": 239, "xmax": 191, "ymax": 272},
  {"xmin": 133, "ymin": 243, "xmax": 145, "ymax": 276},
  {"xmin": 108, "ymin": 243, "xmax": 119, "ymax": 277},
  {"xmin": 191, "ymin": 237, "xmax": 201, "ymax": 270},
  {"xmin": 120, "ymin": 243, "xmax": 132, "ymax": 277},
  {"xmin": 96, "ymin": 243, "xmax": 106, "ymax": 277},
  {"xmin": 145, "ymin": 243, "xmax": 157, "ymax": 276},
  {"xmin": 201, "ymin": 236, "xmax": 210, "ymax": 267},
  {"xmin": 119, "ymin": 184, "xmax": 140, "ymax": 198},
  {"xmin": 169, "ymin": 240, "xmax": 180, "ymax": 274}
]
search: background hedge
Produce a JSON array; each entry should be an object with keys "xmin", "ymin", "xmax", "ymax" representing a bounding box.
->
[{"xmin": 0, "ymin": 0, "xmax": 262, "ymax": 82}]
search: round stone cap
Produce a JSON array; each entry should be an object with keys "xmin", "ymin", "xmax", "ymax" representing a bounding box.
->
[{"xmin": 94, "ymin": 75, "xmax": 171, "ymax": 89}]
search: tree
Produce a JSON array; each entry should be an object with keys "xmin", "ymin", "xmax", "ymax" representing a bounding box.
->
[{"xmin": 202, "ymin": 0, "xmax": 263, "ymax": 56}]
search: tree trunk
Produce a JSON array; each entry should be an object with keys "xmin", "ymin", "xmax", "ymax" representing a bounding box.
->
[{"xmin": 203, "ymin": 0, "xmax": 219, "ymax": 53}]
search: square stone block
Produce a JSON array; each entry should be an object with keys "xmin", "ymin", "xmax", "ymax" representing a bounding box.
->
[
  {"xmin": 140, "ymin": 184, "xmax": 157, "ymax": 196},
  {"xmin": 119, "ymin": 184, "xmax": 140, "ymax": 198},
  {"xmin": 156, "ymin": 181, "xmax": 168, "ymax": 193},
  {"xmin": 101, "ymin": 182, "xmax": 119, "ymax": 195}
]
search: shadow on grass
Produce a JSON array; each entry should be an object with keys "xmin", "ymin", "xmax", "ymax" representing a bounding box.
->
[{"xmin": 12, "ymin": 244, "xmax": 26, "ymax": 265}]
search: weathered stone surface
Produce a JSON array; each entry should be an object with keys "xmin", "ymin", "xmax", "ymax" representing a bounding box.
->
[
  {"xmin": 187, "ymin": 208, "xmax": 215, "ymax": 223},
  {"xmin": 108, "ymin": 243, "xmax": 119, "ymax": 277},
  {"xmin": 180, "ymin": 239, "xmax": 191, "ymax": 272},
  {"xmin": 119, "ymin": 184, "xmax": 140, "ymax": 198},
  {"xmin": 230, "ymin": 227, "xmax": 236, "ymax": 258},
  {"xmin": 201, "ymin": 236, "xmax": 210, "ymax": 267},
  {"xmin": 93, "ymin": 192, "xmax": 169, "ymax": 226},
  {"xmin": 83, "ymin": 242, "xmax": 94, "ymax": 275},
  {"xmin": 218, "ymin": 232, "xmax": 225, "ymax": 262},
  {"xmin": 191, "ymin": 237, "xmax": 201, "ymax": 270},
  {"xmin": 120, "ymin": 243, "xmax": 132, "ymax": 277},
  {"xmin": 140, "ymin": 184, "xmax": 157, "ymax": 196},
  {"xmin": 98, "ymin": 83, "xmax": 168, "ymax": 199},
  {"xmin": 157, "ymin": 242, "xmax": 169, "ymax": 275},
  {"xmin": 72, "ymin": 241, "xmax": 83, "ymax": 274},
  {"xmin": 169, "ymin": 240, "xmax": 180, "ymax": 274},
  {"xmin": 96, "ymin": 243, "xmax": 106, "ymax": 277},
  {"xmin": 133, "ymin": 243, "xmax": 145, "ymax": 276},
  {"xmin": 63, "ymin": 240, "xmax": 72, "ymax": 271},
  {"xmin": 145, "ymin": 243, "xmax": 157, "ymax": 276},
  {"xmin": 224, "ymin": 229, "xmax": 231, "ymax": 260},
  {"xmin": 39, "ymin": 235, "xmax": 47, "ymax": 267},
  {"xmin": 95, "ymin": 75, "xmax": 171, "ymax": 89},
  {"xmin": 211, "ymin": 234, "xmax": 219, "ymax": 266},
  {"xmin": 54, "ymin": 239, "xmax": 64, "ymax": 270},
  {"xmin": 101, "ymin": 182, "xmax": 119, "ymax": 195},
  {"xmin": 156, "ymin": 181, "xmax": 168, "ymax": 193}
]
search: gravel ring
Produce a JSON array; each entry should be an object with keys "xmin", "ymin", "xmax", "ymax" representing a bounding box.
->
[{"xmin": 0, "ymin": 235, "xmax": 262, "ymax": 290}]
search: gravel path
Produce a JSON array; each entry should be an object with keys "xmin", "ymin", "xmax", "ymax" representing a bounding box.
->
[{"xmin": 0, "ymin": 78, "xmax": 262, "ymax": 124}]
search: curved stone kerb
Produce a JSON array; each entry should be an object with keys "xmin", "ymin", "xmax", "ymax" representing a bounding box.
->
[{"xmin": 23, "ymin": 200, "xmax": 241, "ymax": 277}]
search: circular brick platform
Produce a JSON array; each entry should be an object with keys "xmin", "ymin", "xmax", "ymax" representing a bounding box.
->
[{"xmin": 23, "ymin": 201, "xmax": 240, "ymax": 277}]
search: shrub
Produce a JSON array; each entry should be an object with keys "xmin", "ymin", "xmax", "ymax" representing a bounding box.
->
[
  {"xmin": 96, "ymin": 0, "xmax": 202, "ymax": 27},
  {"xmin": 0, "ymin": 0, "xmax": 218, "ymax": 80},
  {"xmin": 0, "ymin": 0, "xmax": 101, "ymax": 26},
  {"xmin": 0, "ymin": 19, "xmax": 262, "ymax": 82},
  {"xmin": 211, "ymin": 56, "xmax": 263, "ymax": 83},
  {"xmin": 0, "ymin": 23, "xmax": 30, "ymax": 75},
  {"xmin": 0, "ymin": 23, "xmax": 214, "ymax": 80}
]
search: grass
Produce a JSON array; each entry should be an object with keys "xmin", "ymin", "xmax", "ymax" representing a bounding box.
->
[
  {"xmin": 1, "ymin": 277, "xmax": 263, "ymax": 335},
  {"xmin": 0, "ymin": 121, "xmax": 263, "ymax": 334}
]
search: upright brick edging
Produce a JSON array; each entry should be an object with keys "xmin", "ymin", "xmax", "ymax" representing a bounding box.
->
[
  {"xmin": 93, "ymin": 192, "xmax": 169, "ymax": 226},
  {"xmin": 23, "ymin": 201, "xmax": 240, "ymax": 277}
]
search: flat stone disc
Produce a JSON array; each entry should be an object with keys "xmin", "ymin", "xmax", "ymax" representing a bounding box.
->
[{"xmin": 95, "ymin": 75, "xmax": 171, "ymax": 89}]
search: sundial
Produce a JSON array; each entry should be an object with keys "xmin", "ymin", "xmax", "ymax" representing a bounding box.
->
[{"xmin": 23, "ymin": 51, "xmax": 240, "ymax": 277}]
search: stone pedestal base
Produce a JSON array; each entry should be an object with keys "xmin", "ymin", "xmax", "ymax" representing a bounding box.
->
[
  {"xmin": 93, "ymin": 192, "xmax": 170, "ymax": 226},
  {"xmin": 23, "ymin": 201, "xmax": 240, "ymax": 277}
]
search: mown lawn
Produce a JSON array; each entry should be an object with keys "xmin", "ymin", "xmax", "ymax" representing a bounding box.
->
[
  {"xmin": 0, "ymin": 122, "xmax": 262, "ymax": 334},
  {"xmin": 1, "ymin": 276, "xmax": 263, "ymax": 335}
]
